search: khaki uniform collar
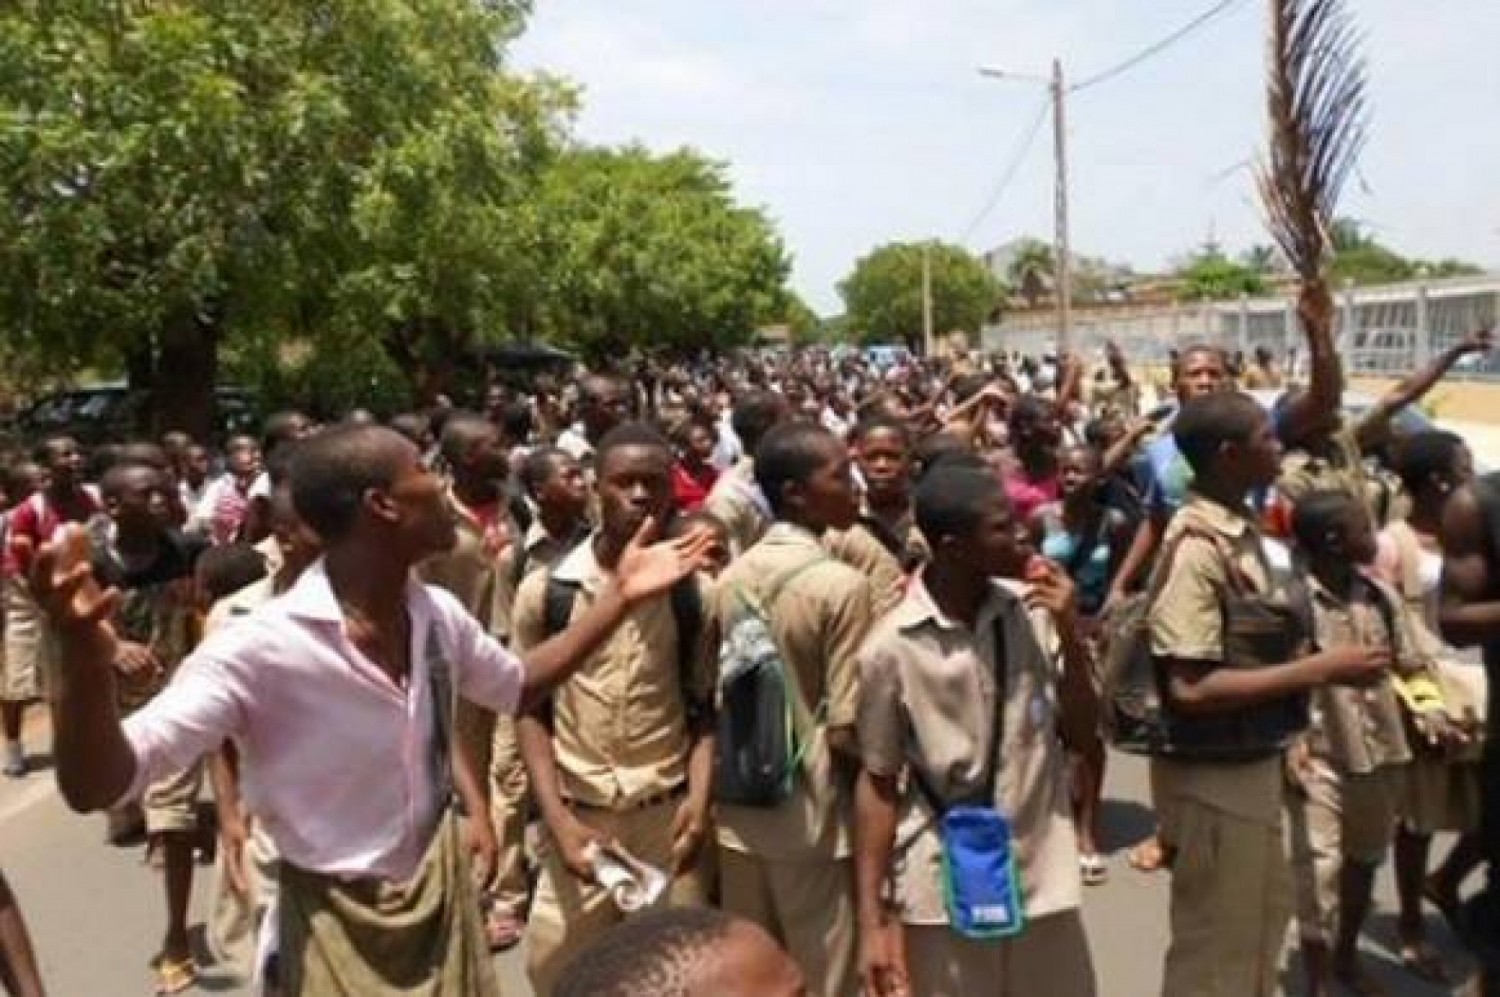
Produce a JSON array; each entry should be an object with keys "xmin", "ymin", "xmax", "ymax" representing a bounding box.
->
[
  {"xmin": 892, "ymin": 573, "xmax": 1019, "ymax": 636},
  {"xmin": 550, "ymin": 532, "xmax": 605, "ymax": 591},
  {"xmin": 1181, "ymin": 490, "xmax": 1256, "ymax": 538}
]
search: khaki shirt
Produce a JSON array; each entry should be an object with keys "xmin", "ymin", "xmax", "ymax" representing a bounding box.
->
[
  {"xmin": 1149, "ymin": 492, "xmax": 1286, "ymax": 824},
  {"xmin": 858, "ymin": 578, "xmax": 1080, "ymax": 925},
  {"xmin": 417, "ymin": 489, "xmax": 511, "ymax": 635},
  {"xmin": 513, "ymin": 536, "xmax": 714, "ymax": 809},
  {"xmin": 822, "ymin": 524, "xmax": 906, "ymax": 619},
  {"xmin": 492, "ymin": 520, "xmax": 581, "ymax": 641},
  {"xmin": 713, "ymin": 523, "xmax": 875, "ymax": 861},
  {"xmin": 704, "ymin": 458, "xmax": 770, "ymax": 556},
  {"xmin": 1304, "ymin": 575, "xmax": 1417, "ymax": 775}
]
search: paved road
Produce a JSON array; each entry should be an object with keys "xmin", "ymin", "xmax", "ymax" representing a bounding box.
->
[{"xmin": 0, "ymin": 733, "xmax": 1481, "ymax": 996}]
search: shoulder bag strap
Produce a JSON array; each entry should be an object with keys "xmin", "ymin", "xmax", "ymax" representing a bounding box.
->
[
  {"xmin": 909, "ymin": 611, "xmax": 1009, "ymax": 815},
  {"xmin": 425, "ymin": 627, "xmax": 456, "ymax": 810}
]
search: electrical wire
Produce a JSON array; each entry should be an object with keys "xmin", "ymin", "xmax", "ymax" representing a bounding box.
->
[
  {"xmin": 959, "ymin": 94, "xmax": 1052, "ymax": 245},
  {"xmin": 1070, "ymin": 0, "xmax": 1254, "ymax": 93}
]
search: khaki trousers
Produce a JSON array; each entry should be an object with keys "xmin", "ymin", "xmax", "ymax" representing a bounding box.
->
[
  {"xmin": 1287, "ymin": 761, "xmax": 1398, "ymax": 945},
  {"xmin": 488, "ymin": 715, "xmax": 532, "ymax": 916},
  {"xmin": 906, "ymin": 909, "xmax": 1097, "ymax": 997},
  {"xmin": 525, "ymin": 797, "xmax": 705, "ymax": 997},
  {"xmin": 1161, "ymin": 796, "xmax": 1292, "ymax": 997},
  {"xmin": 718, "ymin": 847, "xmax": 858, "ymax": 997}
]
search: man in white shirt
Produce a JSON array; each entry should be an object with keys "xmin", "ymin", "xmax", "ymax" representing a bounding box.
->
[{"xmin": 36, "ymin": 424, "xmax": 712, "ymax": 994}]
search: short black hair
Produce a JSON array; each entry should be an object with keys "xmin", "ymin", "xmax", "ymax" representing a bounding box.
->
[
  {"xmin": 596, "ymin": 422, "xmax": 671, "ymax": 476},
  {"xmin": 1172, "ymin": 391, "xmax": 1265, "ymax": 478},
  {"xmin": 554, "ymin": 906, "xmax": 735, "ymax": 997},
  {"xmin": 499, "ymin": 401, "xmax": 533, "ymax": 444},
  {"xmin": 579, "ymin": 374, "xmax": 627, "ymax": 406},
  {"xmin": 288, "ymin": 425, "xmax": 409, "ymax": 542},
  {"xmin": 521, "ymin": 446, "xmax": 571, "ymax": 498},
  {"xmin": 913, "ymin": 434, "xmax": 980, "ymax": 483},
  {"xmin": 388, "ymin": 412, "xmax": 432, "ymax": 448},
  {"xmin": 850, "ymin": 413, "xmax": 910, "ymax": 449},
  {"xmin": 669, "ymin": 412, "xmax": 717, "ymax": 451},
  {"xmin": 264, "ymin": 440, "xmax": 302, "ymax": 489},
  {"xmin": 1291, "ymin": 488, "xmax": 1363, "ymax": 556},
  {"xmin": 34, "ymin": 435, "xmax": 78, "ymax": 465},
  {"xmin": 914, "ymin": 464, "xmax": 1007, "ymax": 545},
  {"xmin": 439, "ymin": 412, "xmax": 495, "ymax": 467},
  {"xmin": 117, "ymin": 442, "xmax": 170, "ymax": 471},
  {"xmin": 1393, "ymin": 431, "xmax": 1466, "ymax": 496},
  {"xmin": 197, "ymin": 543, "xmax": 269, "ymax": 604},
  {"xmin": 754, "ymin": 422, "xmax": 839, "ymax": 518},
  {"xmin": 100, "ymin": 461, "xmax": 161, "ymax": 501},
  {"xmin": 732, "ymin": 392, "xmax": 788, "ymax": 455},
  {"xmin": 262, "ymin": 410, "xmax": 308, "ymax": 451}
]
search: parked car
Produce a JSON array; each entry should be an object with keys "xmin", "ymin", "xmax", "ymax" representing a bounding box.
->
[{"xmin": 12, "ymin": 383, "xmax": 261, "ymax": 448}]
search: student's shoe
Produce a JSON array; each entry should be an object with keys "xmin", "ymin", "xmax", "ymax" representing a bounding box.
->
[
  {"xmin": 2, "ymin": 741, "xmax": 26, "ymax": 778},
  {"xmin": 150, "ymin": 953, "xmax": 199, "ymax": 995},
  {"xmin": 1079, "ymin": 853, "xmax": 1109, "ymax": 886}
]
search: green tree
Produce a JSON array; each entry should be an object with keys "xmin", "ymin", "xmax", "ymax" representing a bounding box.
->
[
  {"xmin": 520, "ymin": 145, "xmax": 791, "ymax": 361},
  {"xmin": 0, "ymin": 0, "xmax": 566, "ymax": 433},
  {"xmin": 1176, "ymin": 248, "xmax": 1268, "ymax": 301},
  {"xmin": 1006, "ymin": 239, "xmax": 1054, "ymax": 307},
  {"xmin": 838, "ymin": 242, "xmax": 1002, "ymax": 351}
]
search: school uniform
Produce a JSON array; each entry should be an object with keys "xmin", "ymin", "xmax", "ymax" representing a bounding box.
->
[
  {"xmin": 1149, "ymin": 494, "xmax": 1294, "ymax": 997},
  {"xmin": 512, "ymin": 538, "xmax": 714, "ymax": 997},
  {"xmin": 712, "ymin": 523, "xmax": 875, "ymax": 997},
  {"xmin": 857, "ymin": 578, "xmax": 1097, "ymax": 997},
  {"xmin": 704, "ymin": 458, "xmax": 771, "ymax": 556},
  {"xmin": 1287, "ymin": 574, "xmax": 1416, "ymax": 946}
]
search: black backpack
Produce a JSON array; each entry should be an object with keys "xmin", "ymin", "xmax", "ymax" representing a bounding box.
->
[{"xmin": 540, "ymin": 572, "xmax": 708, "ymax": 725}]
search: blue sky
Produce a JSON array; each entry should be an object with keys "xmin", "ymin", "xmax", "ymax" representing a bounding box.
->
[{"xmin": 511, "ymin": 0, "xmax": 1500, "ymax": 313}]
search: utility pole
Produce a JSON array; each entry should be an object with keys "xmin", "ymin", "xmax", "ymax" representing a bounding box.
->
[
  {"xmin": 978, "ymin": 60, "xmax": 1073, "ymax": 356},
  {"xmin": 922, "ymin": 241, "xmax": 935, "ymax": 358},
  {"xmin": 1051, "ymin": 58, "xmax": 1072, "ymax": 356}
]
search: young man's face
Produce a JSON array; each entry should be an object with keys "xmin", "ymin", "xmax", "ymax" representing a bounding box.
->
[
  {"xmin": 463, "ymin": 424, "xmax": 509, "ymax": 481},
  {"xmin": 271, "ymin": 484, "xmax": 324, "ymax": 580},
  {"xmin": 1237, "ymin": 409, "xmax": 1284, "ymax": 489},
  {"xmin": 684, "ymin": 424, "xmax": 717, "ymax": 465},
  {"xmin": 597, "ymin": 444, "xmax": 673, "ymax": 543},
  {"xmin": 583, "ymin": 383, "xmax": 630, "ymax": 440},
  {"xmin": 537, "ymin": 454, "xmax": 589, "ymax": 523},
  {"xmin": 963, "ymin": 490, "xmax": 1033, "ymax": 579},
  {"xmin": 1342, "ymin": 505, "xmax": 1379, "ymax": 567},
  {"xmin": 854, "ymin": 427, "xmax": 911, "ymax": 506},
  {"xmin": 1176, "ymin": 350, "xmax": 1227, "ymax": 402},
  {"xmin": 386, "ymin": 440, "xmax": 458, "ymax": 557},
  {"xmin": 109, "ymin": 468, "xmax": 172, "ymax": 535},
  {"xmin": 44, "ymin": 438, "xmax": 84, "ymax": 489},
  {"xmin": 185, "ymin": 446, "xmax": 211, "ymax": 486},
  {"xmin": 793, "ymin": 436, "xmax": 860, "ymax": 532},
  {"xmin": 227, "ymin": 441, "xmax": 262, "ymax": 481},
  {"xmin": 1058, "ymin": 448, "xmax": 1099, "ymax": 500}
]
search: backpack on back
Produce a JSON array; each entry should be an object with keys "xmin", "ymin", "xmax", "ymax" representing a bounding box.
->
[{"xmin": 712, "ymin": 557, "xmax": 827, "ymax": 808}]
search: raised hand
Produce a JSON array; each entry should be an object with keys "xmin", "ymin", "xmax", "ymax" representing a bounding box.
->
[
  {"xmin": 30, "ymin": 525, "xmax": 119, "ymax": 656},
  {"xmin": 614, "ymin": 516, "xmax": 715, "ymax": 605}
]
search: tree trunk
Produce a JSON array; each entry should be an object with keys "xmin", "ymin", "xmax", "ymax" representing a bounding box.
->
[{"xmin": 148, "ymin": 311, "xmax": 218, "ymax": 440}]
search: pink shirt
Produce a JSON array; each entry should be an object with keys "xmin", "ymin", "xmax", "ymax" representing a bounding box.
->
[{"xmin": 121, "ymin": 560, "xmax": 523, "ymax": 881}]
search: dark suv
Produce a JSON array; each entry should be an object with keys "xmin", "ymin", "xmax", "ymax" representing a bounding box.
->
[{"xmin": 13, "ymin": 384, "xmax": 261, "ymax": 447}]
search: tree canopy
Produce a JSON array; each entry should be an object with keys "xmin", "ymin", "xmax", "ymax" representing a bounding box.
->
[
  {"xmin": 1176, "ymin": 246, "xmax": 1268, "ymax": 301},
  {"xmin": 838, "ymin": 241, "xmax": 1002, "ymax": 351},
  {"xmin": 0, "ymin": 1, "xmax": 795, "ymax": 431}
]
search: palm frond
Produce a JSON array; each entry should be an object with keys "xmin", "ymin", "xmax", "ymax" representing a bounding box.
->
[{"xmin": 1255, "ymin": 0, "xmax": 1369, "ymax": 282}]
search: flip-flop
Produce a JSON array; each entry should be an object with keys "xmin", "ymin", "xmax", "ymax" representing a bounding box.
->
[
  {"xmin": 1397, "ymin": 940, "xmax": 1451, "ymax": 986},
  {"xmin": 151, "ymin": 953, "xmax": 199, "ymax": 995}
]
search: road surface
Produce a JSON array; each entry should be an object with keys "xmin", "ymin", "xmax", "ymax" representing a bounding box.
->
[{"xmin": 0, "ymin": 730, "xmax": 1479, "ymax": 995}]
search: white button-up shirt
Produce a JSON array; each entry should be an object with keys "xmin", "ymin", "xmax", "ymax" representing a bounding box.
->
[{"xmin": 121, "ymin": 559, "xmax": 523, "ymax": 881}]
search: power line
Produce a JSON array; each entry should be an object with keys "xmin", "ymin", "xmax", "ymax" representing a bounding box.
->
[
  {"xmin": 960, "ymin": 94, "xmax": 1051, "ymax": 245},
  {"xmin": 1070, "ymin": 0, "xmax": 1254, "ymax": 94}
]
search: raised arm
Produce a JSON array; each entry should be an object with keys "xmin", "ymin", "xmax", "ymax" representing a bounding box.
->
[
  {"xmin": 1277, "ymin": 295, "xmax": 1342, "ymax": 445},
  {"xmin": 1356, "ymin": 329, "xmax": 1492, "ymax": 449}
]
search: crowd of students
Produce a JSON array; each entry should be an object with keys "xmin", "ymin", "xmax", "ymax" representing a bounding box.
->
[{"xmin": 0, "ymin": 323, "xmax": 1495, "ymax": 997}]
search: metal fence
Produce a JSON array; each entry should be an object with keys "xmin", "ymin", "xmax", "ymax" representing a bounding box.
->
[{"xmin": 981, "ymin": 275, "xmax": 1500, "ymax": 380}]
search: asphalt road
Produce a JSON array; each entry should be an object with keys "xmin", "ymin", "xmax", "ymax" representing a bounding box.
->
[{"xmin": 0, "ymin": 734, "xmax": 1481, "ymax": 996}]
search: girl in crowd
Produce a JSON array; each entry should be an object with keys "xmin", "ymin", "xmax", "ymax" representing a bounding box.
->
[
  {"xmin": 1002, "ymin": 396, "xmax": 1062, "ymax": 524},
  {"xmin": 1035, "ymin": 443, "xmax": 1132, "ymax": 884},
  {"xmin": 1375, "ymin": 431, "xmax": 1488, "ymax": 985}
]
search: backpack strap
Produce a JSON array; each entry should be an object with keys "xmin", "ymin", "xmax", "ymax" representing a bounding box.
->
[
  {"xmin": 543, "ymin": 574, "xmax": 581, "ymax": 638},
  {"xmin": 669, "ymin": 576, "xmax": 708, "ymax": 724},
  {"xmin": 424, "ymin": 627, "xmax": 457, "ymax": 812}
]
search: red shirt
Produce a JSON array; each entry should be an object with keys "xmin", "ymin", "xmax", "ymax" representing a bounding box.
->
[
  {"xmin": 5, "ymin": 488, "xmax": 102, "ymax": 578},
  {"xmin": 671, "ymin": 463, "xmax": 720, "ymax": 514}
]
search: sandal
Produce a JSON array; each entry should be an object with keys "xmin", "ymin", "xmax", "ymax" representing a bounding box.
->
[
  {"xmin": 1079, "ymin": 853, "xmax": 1109, "ymax": 886},
  {"xmin": 151, "ymin": 953, "xmax": 199, "ymax": 995},
  {"xmin": 1397, "ymin": 939, "xmax": 1451, "ymax": 986}
]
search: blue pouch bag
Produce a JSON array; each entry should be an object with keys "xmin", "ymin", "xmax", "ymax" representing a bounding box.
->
[
  {"xmin": 937, "ymin": 805, "xmax": 1025, "ymax": 939},
  {"xmin": 911, "ymin": 615, "xmax": 1026, "ymax": 940}
]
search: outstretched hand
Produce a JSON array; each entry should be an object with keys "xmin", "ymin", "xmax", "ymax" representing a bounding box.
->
[
  {"xmin": 31, "ymin": 525, "xmax": 119, "ymax": 651},
  {"xmin": 615, "ymin": 517, "xmax": 715, "ymax": 605}
]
